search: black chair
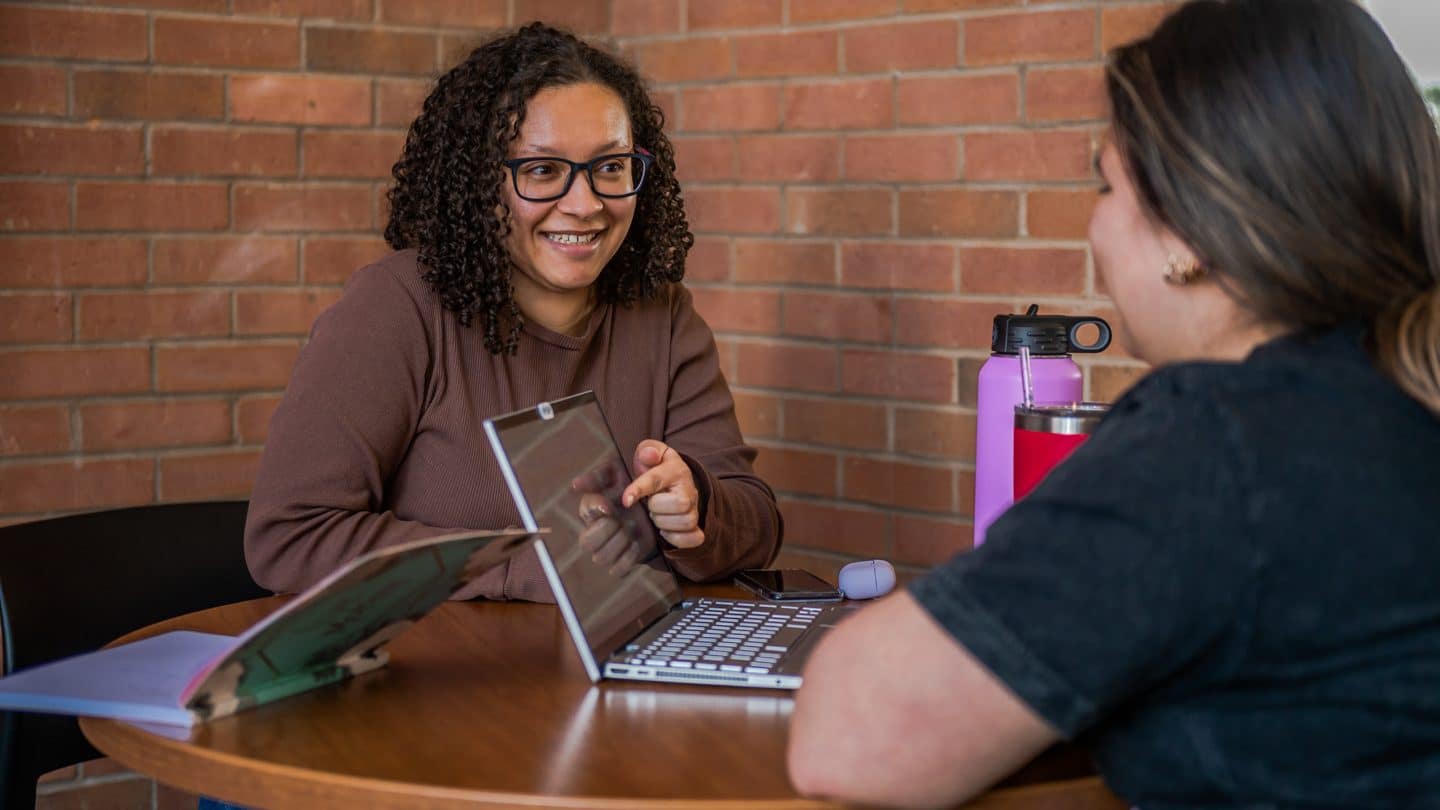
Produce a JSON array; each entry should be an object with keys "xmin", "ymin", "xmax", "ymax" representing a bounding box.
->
[{"xmin": 0, "ymin": 500, "xmax": 269, "ymax": 810}]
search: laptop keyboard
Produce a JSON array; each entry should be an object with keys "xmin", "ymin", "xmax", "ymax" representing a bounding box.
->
[{"xmin": 622, "ymin": 599, "xmax": 824, "ymax": 675}]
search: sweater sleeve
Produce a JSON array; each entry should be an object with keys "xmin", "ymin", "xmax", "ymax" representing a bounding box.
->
[
  {"xmin": 244, "ymin": 259, "xmax": 460, "ymax": 593},
  {"xmin": 658, "ymin": 285, "xmax": 783, "ymax": 580}
]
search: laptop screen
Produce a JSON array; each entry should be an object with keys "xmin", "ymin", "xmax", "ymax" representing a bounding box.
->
[{"xmin": 484, "ymin": 392, "xmax": 682, "ymax": 671}]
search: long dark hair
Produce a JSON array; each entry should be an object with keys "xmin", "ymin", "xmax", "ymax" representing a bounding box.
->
[
  {"xmin": 1106, "ymin": 0, "xmax": 1440, "ymax": 415},
  {"xmin": 384, "ymin": 23, "xmax": 692, "ymax": 354}
]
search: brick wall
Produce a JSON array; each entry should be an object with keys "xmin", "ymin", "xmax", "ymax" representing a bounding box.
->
[{"xmin": 3, "ymin": 0, "xmax": 1170, "ymax": 806}]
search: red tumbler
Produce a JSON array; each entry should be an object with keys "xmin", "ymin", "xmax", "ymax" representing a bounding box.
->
[{"xmin": 1012, "ymin": 402, "xmax": 1109, "ymax": 499}]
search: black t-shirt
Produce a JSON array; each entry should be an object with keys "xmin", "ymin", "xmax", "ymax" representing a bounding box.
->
[{"xmin": 911, "ymin": 326, "xmax": 1440, "ymax": 808}]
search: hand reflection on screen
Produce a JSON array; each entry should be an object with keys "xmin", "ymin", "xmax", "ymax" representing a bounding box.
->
[{"xmin": 573, "ymin": 464, "xmax": 643, "ymax": 578}]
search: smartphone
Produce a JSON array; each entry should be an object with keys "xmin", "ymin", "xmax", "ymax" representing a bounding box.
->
[{"xmin": 734, "ymin": 568, "xmax": 843, "ymax": 602}]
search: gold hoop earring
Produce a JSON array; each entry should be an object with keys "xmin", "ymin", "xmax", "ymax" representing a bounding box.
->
[{"xmin": 1163, "ymin": 253, "xmax": 1206, "ymax": 285}]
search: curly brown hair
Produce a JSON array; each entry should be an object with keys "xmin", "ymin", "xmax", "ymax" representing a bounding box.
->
[{"xmin": 384, "ymin": 22, "xmax": 692, "ymax": 355}]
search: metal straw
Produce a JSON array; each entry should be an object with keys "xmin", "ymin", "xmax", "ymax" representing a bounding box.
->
[{"xmin": 1019, "ymin": 346, "xmax": 1034, "ymax": 408}]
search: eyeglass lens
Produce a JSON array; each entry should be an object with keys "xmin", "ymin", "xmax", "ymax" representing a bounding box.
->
[{"xmin": 513, "ymin": 155, "xmax": 646, "ymax": 201}]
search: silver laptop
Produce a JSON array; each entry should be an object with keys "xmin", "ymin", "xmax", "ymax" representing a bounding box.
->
[{"xmin": 483, "ymin": 391, "xmax": 853, "ymax": 689}]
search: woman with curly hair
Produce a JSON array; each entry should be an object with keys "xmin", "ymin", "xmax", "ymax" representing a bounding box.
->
[{"xmin": 243, "ymin": 23, "xmax": 782, "ymax": 602}]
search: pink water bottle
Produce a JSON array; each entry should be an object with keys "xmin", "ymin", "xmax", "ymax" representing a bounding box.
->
[{"xmin": 972, "ymin": 305, "xmax": 1110, "ymax": 547}]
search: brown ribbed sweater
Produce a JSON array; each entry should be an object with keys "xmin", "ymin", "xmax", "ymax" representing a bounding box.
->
[{"xmin": 244, "ymin": 250, "xmax": 782, "ymax": 601}]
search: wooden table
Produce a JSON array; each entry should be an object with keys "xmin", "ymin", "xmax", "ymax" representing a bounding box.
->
[{"xmin": 81, "ymin": 586, "xmax": 1125, "ymax": 809}]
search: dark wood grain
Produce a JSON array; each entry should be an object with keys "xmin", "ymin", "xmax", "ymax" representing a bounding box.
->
[{"xmin": 81, "ymin": 587, "xmax": 1126, "ymax": 809}]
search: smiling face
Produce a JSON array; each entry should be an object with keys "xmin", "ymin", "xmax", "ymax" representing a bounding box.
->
[{"xmin": 501, "ymin": 82, "xmax": 637, "ymax": 333}]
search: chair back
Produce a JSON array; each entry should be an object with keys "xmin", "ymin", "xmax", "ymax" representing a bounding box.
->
[{"xmin": 0, "ymin": 500, "xmax": 269, "ymax": 810}]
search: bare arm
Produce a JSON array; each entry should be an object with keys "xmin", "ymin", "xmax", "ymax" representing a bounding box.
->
[{"xmin": 787, "ymin": 590, "xmax": 1059, "ymax": 808}]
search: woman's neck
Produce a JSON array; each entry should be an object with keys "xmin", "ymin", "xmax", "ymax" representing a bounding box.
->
[{"xmin": 514, "ymin": 282, "xmax": 596, "ymax": 337}]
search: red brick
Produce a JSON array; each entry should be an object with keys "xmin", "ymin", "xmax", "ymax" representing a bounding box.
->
[
  {"xmin": 237, "ymin": 394, "xmax": 282, "ymax": 443},
  {"xmin": 785, "ymin": 189, "xmax": 890, "ymax": 236},
  {"xmin": 611, "ymin": 0, "xmax": 681, "ymax": 35},
  {"xmin": 845, "ymin": 456, "xmax": 953, "ymax": 512},
  {"xmin": 156, "ymin": 782, "xmax": 204, "ymax": 810},
  {"xmin": 160, "ymin": 450, "xmax": 262, "ymax": 501},
  {"xmin": 0, "ymin": 238, "xmax": 147, "ymax": 288},
  {"xmin": 153, "ymin": 237, "xmax": 297, "ymax": 285},
  {"xmin": 898, "ymin": 188, "xmax": 1018, "ymax": 238},
  {"xmin": 790, "ymin": 0, "xmax": 895, "ymax": 24},
  {"xmin": 0, "ymin": 64, "xmax": 66, "ymax": 116},
  {"xmin": 842, "ymin": 349, "xmax": 954, "ymax": 402},
  {"xmin": 845, "ymin": 20, "xmax": 957, "ymax": 73},
  {"xmin": 691, "ymin": 0, "xmax": 782, "ymax": 29},
  {"xmin": 1091, "ymin": 363, "xmax": 1150, "ymax": 402},
  {"xmin": 0, "ymin": 405, "xmax": 71, "ymax": 457},
  {"xmin": 304, "ymin": 236, "xmax": 389, "ymax": 284},
  {"xmin": 652, "ymin": 90, "xmax": 678, "ymax": 129},
  {"xmin": 378, "ymin": 0, "xmax": 506, "ymax": 26},
  {"xmin": 751, "ymin": 445, "xmax": 837, "ymax": 497},
  {"xmin": 894, "ymin": 513, "xmax": 970, "ymax": 565},
  {"xmin": 0, "ymin": 125, "xmax": 143, "ymax": 177},
  {"xmin": 231, "ymin": 75, "xmax": 371, "ymax": 126},
  {"xmin": 233, "ymin": 0, "xmax": 373, "ymax": 19},
  {"xmin": 845, "ymin": 134, "xmax": 957, "ymax": 182},
  {"xmin": 734, "ymin": 239, "xmax": 834, "ymax": 285},
  {"xmin": 156, "ymin": 343, "xmax": 300, "ymax": 393},
  {"xmin": 234, "ymin": 184, "xmax": 373, "ymax": 232},
  {"xmin": 513, "ymin": 0, "xmax": 609, "ymax": 34},
  {"xmin": 80, "ymin": 399, "xmax": 232, "ymax": 451},
  {"xmin": 0, "ymin": 293, "xmax": 72, "ymax": 343},
  {"xmin": 965, "ymin": 9, "xmax": 1096, "ymax": 66},
  {"xmin": 735, "ymin": 31, "xmax": 838, "ymax": 78},
  {"xmin": 1102, "ymin": 3, "xmax": 1179, "ymax": 51},
  {"xmin": 783, "ymin": 397, "xmax": 887, "ymax": 451},
  {"xmin": 0, "ymin": 7, "xmax": 147, "ymax": 61},
  {"xmin": 784, "ymin": 79, "xmax": 891, "ymax": 130},
  {"xmin": 77, "ymin": 291, "xmax": 229, "ymax": 341},
  {"xmin": 960, "ymin": 246, "xmax": 1087, "ymax": 296},
  {"xmin": 956, "ymin": 356, "xmax": 982, "ymax": 407},
  {"xmin": 76, "ymin": 182, "xmax": 228, "ymax": 232},
  {"xmin": 74, "ymin": 70, "xmax": 224, "ymax": 121},
  {"xmin": 673, "ymin": 136, "xmax": 737, "ymax": 183},
  {"xmin": 1026, "ymin": 65, "xmax": 1106, "ymax": 123},
  {"xmin": 904, "ymin": 0, "xmax": 1015, "ymax": 9},
  {"xmin": 378, "ymin": 78, "xmax": 432, "ymax": 127},
  {"xmin": 234, "ymin": 289, "xmax": 343, "ymax": 335},
  {"xmin": 0, "ymin": 347, "xmax": 150, "ymax": 399},
  {"xmin": 690, "ymin": 288, "xmax": 781, "ymax": 334},
  {"xmin": 631, "ymin": 37, "xmax": 732, "ymax": 84},
  {"xmin": 38, "ymin": 765, "xmax": 78, "ymax": 784},
  {"xmin": 894, "ymin": 406, "xmax": 976, "ymax": 461},
  {"xmin": 684, "ymin": 187, "xmax": 781, "ymax": 234},
  {"xmin": 778, "ymin": 498, "xmax": 888, "ymax": 558},
  {"xmin": 893, "ymin": 298, "xmax": 995, "ymax": 350},
  {"xmin": 0, "ymin": 182, "xmax": 69, "ymax": 232},
  {"xmin": 1027, "ymin": 188, "xmax": 1098, "ymax": 240},
  {"xmin": 154, "ymin": 17, "xmax": 299, "ymax": 69},
  {"xmin": 737, "ymin": 135, "xmax": 839, "ymax": 182},
  {"xmin": 680, "ymin": 84, "xmax": 782, "ymax": 132},
  {"xmin": 783, "ymin": 291, "xmax": 890, "ymax": 343},
  {"xmin": 303, "ymin": 131, "xmax": 405, "ymax": 179},
  {"xmin": 734, "ymin": 342, "xmax": 837, "ymax": 392},
  {"xmin": 73, "ymin": 0, "xmax": 224, "ymax": 8},
  {"xmin": 306, "ymin": 27, "xmax": 435, "ymax": 75},
  {"xmin": 840, "ymin": 242, "xmax": 953, "ymax": 292},
  {"xmin": 897, "ymin": 73, "xmax": 1018, "ymax": 126},
  {"xmin": 0, "ymin": 458, "xmax": 154, "ymax": 515},
  {"xmin": 964, "ymin": 130, "xmax": 1092, "ymax": 181},
  {"xmin": 152, "ymin": 127, "xmax": 298, "ymax": 177},
  {"xmin": 731, "ymin": 390, "xmax": 779, "ymax": 439},
  {"xmin": 79, "ymin": 756, "xmax": 133, "ymax": 776},
  {"xmin": 685, "ymin": 237, "xmax": 730, "ymax": 282}
]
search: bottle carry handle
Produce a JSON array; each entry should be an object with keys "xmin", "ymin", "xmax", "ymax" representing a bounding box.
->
[{"xmin": 1064, "ymin": 317, "xmax": 1112, "ymax": 353}]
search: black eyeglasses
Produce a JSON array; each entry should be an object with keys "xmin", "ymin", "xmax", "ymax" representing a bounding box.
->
[{"xmin": 501, "ymin": 152, "xmax": 654, "ymax": 202}]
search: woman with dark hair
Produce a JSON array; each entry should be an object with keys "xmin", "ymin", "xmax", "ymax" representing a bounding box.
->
[
  {"xmin": 244, "ymin": 23, "xmax": 782, "ymax": 601},
  {"xmin": 787, "ymin": 0, "xmax": 1440, "ymax": 806}
]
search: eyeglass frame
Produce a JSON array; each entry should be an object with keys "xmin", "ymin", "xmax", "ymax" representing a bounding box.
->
[{"xmin": 500, "ymin": 151, "xmax": 655, "ymax": 203}]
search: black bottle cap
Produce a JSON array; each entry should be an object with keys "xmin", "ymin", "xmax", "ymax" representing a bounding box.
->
[{"xmin": 990, "ymin": 305, "xmax": 1112, "ymax": 356}]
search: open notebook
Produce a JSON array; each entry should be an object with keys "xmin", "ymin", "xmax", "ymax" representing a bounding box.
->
[{"xmin": 0, "ymin": 528, "xmax": 537, "ymax": 727}]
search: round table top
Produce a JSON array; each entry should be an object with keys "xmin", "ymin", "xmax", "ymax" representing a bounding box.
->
[{"xmin": 80, "ymin": 587, "xmax": 1121, "ymax": 809}]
